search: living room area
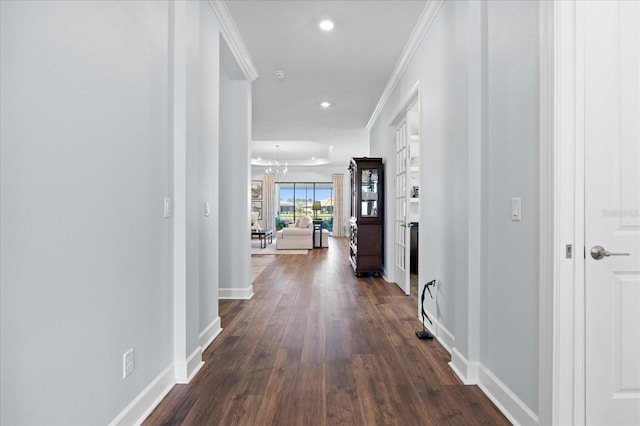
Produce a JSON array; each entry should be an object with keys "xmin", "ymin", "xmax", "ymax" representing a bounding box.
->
[{"xmin": 250, "ymin": 163, "xmax": 350, "ymax": 254}]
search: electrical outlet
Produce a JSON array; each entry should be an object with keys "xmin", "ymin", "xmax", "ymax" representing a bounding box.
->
[{"xmin": 123, "ymin": 348, "xmax": 135, "ymax": 379}]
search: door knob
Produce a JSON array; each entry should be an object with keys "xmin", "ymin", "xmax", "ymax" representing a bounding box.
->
[{"xmin": 590, "ymin": 245, "xmax": 630, "ymax": 260}]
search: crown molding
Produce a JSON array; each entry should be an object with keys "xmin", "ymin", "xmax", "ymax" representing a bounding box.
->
[
  {"xmin": 208, "ymin": 0, "xmax": 259, "ymax": 81},
  {"xmin": 366, "ymin": 0, "xmax": 444, "ymax": 130}
]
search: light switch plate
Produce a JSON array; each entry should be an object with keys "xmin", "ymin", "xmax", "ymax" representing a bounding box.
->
[
  {"xmin": 164, "ymin": 197, "xmax": 172, "ymax": 218},
  {"xmin": 511, "ymin": 198, "xmax": 522, "ymax": 221},
  {"xmin": 123, "ymin": 348, "xmax": 135, "ymax": 379},
  {"xmin": 204, "ymin": 201, "xmax": 210, "ymax": 217}
]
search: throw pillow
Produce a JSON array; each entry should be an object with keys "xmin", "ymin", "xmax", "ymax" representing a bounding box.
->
[{"xmin": 299, "ymin": 216, "xmax": 311, "ymax": 229}]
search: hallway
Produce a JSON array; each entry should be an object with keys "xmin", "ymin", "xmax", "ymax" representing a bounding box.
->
[{"xmin": 144, "ymin": 238, "xmax": 509, "ymax": 425}]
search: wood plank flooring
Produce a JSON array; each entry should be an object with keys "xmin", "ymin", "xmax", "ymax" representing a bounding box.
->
[{"xmin": 144, "ymin": 238, "xmax": 509, "ymax": 425}]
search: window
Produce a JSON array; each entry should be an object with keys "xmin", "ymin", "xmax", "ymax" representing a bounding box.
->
[{"xmin": 276, "ymin": 182, "xmax": 333, "ymax": 232}]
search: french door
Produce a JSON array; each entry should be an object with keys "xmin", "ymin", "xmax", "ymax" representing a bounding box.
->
[{"xmin": 393, "ymin": 116, "xmax": 410, "ymax": 295}]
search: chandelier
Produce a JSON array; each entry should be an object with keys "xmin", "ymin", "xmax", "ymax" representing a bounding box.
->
[{"xmin": 265, "ymin": 144, "xmax": 288, "ymax": 181}]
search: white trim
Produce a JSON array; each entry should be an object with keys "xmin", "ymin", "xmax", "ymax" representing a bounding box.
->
[
  {"xmin": 171, "ymin": 0, "xmax": 189, "ymax": 385},
  {"xmin": 208, "ymin": 0, "xmax": 258, "ymax": 81},
  {"xmin": 199, "ymin": 316, "xmax": 222, "ymax": 351},
  {"xmin": 381, "ymin": 270, "xmax": 390, "ymax": 284},
  {"xmin": 541, "ymin": 1, "xmax": 587, "ymax": 425},
  {"xmin": 109, "ymin": 364, "xmax": 175, "ymax": 426},
  {"xmin": 538, "ymin": 2, "xmax": 555, "ymax": 425},
  {"xmin": 465, "ymin": 0, "xmax": 483, "ymax": 367},
  {"xmin": 175, "ymin": 346, "xmax": 204, "ymax": 384},
  {"xmin": 449, "ymin": 347, "xmax": 479, "ymax": 385},
  {"xmin": 185, "ymin": 347, "xmax": 205, "ymax": 382},
  {"xmin": 478, "ymin": 366, "xmax": 539, "ymax": 426},
  {"xmin": 366, "ymin": 0, "xmax": 444, "ymax": 130},
  {"xmin": 421, "ymin": 313, "xmax": 455, "ymax": 354},
  {"xmin": 387, "ymin": 82, "xmax": 420, "ymax": 290},
  {"xmin": 572, "ymin": 4, "xmax": 586, "ymax": 423},
  {"xmin": 389, "ymin": 81, "xmax": 420, "ymax": 127},
  {"xmin": 219, "ymin": 285, "xmax": 254, "ymax": 299},
  {"xmin": 435, "ymin": 319, "xmax": 455, "ymax": 354},
  {"xmin": 448, "ymin": 349, "xmax": 539, "ymax": 425},
  {"xmin": 446, "ymin": 341, "xmax": 538, "ymax": 425}
]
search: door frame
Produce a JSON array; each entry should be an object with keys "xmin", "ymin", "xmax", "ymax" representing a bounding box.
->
[
  {"xmin": 388, "ymin": 83, "xmax": 420, "ymax": 294},
  {"xmin": 539, "ymin": 1, "xmax": 587, "ymax": 424}
]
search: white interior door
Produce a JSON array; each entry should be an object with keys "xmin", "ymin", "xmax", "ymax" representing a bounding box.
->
[
  {"xmin": 394, "ymin": 117, "xmax": 410, "ymax": 295},
  {"xmin": 584, "ymin": 1, "xmax": 640, "ymax": 424}
]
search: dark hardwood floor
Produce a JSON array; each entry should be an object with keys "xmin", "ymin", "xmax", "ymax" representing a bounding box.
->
[{"xmin": 144, "ymin": 238, "xmax": 509, "ymax": 425}]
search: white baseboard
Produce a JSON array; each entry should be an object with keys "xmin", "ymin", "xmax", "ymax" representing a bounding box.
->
[
  {"xmin": 199, "ymin": 316, "xmax": 222, "ymax": 351},
  {"xmin": 421, "ymin": 312, "xmax": 455, "ymax": 353},
  {"xmin": 447, "ymin": 351, "xmax": 538, "ymax": 425},
  {"xmin": 109, "ymin": 363, "xmax": 175, "ymax": 426},
  {"xmin": 186, "ymin": 346, "xmax": 204, "ymax": 382},
  {"xmin": 219, "ymin": 285, "xmax": 254, "ymax": 299},
  {"xmin": 175, "ymin": 346, "xmax": 204, "ymax": 384},
  {"xmin": 477, "ymin": 365, "xmax": 538, "ymax": 426},
  {"xmin": 448, "ymin": 347, "xmax": 479, "ymax": 385},
  {"xmin": 110, "ymin": 346, "xmax": 208, "ymax": 425},
  {"xmin": 421, "ymin": 315, "xmax": 537, "ymax": 426}
]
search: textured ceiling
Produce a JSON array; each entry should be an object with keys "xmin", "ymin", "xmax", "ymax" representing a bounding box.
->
[{"xmin": 225, "ymin": 0, "xmax": 427, "ymax": 167}]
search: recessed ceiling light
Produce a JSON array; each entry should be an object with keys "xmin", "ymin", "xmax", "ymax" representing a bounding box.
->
[
  {"xmin": 320, "ymin": 101, "xmax": 331, "ymax": 108},
  {"xmin": 319, "ymin": 20, "xmax": 334, "ymax": 31}
]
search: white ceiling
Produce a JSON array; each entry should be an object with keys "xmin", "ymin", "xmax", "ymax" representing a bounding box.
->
[{"xmin": 224, "ymin": 0, "xmax": 428, "ymax": 168}]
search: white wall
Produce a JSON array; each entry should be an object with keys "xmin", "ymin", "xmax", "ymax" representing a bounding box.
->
[
  {"xmin": 482, "ymin": 0, "xmax": 540, "ymax": 412},
  {"xmin": 198, "ymin": 1, "xmax": 221, "ymax": 348},
  {"xmin": 369, "ymin": 0, "xmax": 540, "ymax": 422},
  {"xmin": 219, "ymin": 45, "xmax": 252, "ymax": 298},
  {"xmin": 0, "ymin": 0, "xmax": 251, "ymax": 423},
  {"xmin": 185, "ymin": 0, "xmax": 203, "ymax": 377},
  {"xmin": 0, "ymin": 1, "xmax": 173, "ymax": 423}
]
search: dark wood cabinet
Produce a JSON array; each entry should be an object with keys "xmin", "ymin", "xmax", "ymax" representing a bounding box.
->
[{"xmin": 348, "ymin": 157, "xmax": 384, "ymax": 276}]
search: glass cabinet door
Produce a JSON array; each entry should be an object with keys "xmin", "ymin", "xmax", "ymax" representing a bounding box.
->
[{"xmin": 361, "ymin": 168, "xmax": 379, "ymax": 217}]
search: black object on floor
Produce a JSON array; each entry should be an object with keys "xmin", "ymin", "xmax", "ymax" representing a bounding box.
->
[{"xmin": 416, "ymin": 280, "xmax": 436, "ymax": 340}]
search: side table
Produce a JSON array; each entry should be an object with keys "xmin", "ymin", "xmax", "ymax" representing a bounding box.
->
[
  {"xmin": 312, "ymin": 219, "xmax": 324, "ymax": 248},
  {"xmin": 252, "ymin": 229, "xmax": 273, "ymax": 248}
]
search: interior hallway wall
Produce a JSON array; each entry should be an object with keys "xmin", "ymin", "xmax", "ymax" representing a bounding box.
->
[
  {"xmin": 0, "ymin": 0, "xmax": 252, "ymax": 423},
  {"xmin": 368, "ymin": 0, "xmax": 540, "ymax": 422},
  {"xmin": 219, "ymin": 40, "xmax": 252, "ymax": 299},
  {"xmin": 198, "ymin": 1, "xmax": 222, "ymax": 348},
  {"xmin": 0, "ymin": 1, "xmax": 173, "ymax": 423},
  {"xmin": 482, "ymin": 0, "xmax": 540, "ymax": 411}
]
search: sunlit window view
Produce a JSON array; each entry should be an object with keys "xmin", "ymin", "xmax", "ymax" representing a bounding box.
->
[{"xmin": 275, "ymin": 182, "xmax": 333, "ymax": 233}]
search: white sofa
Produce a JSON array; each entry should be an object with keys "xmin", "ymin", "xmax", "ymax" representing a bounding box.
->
[
  {"xmin": 276, "ymin": 216, "xmax": 329, "ymax": 249},
  {"xmin": 276, "ymin": 227, "xmax": 313, "ymax": 249}
]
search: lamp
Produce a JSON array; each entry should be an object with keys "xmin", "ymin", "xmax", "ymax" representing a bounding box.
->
[
  {"xmin": 265, "ymin": 144, "xmax": 288, "ymax": 181},
  {"xmin": 312, "ymin": 201, "xmax": 322, "ymax": 219}
]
